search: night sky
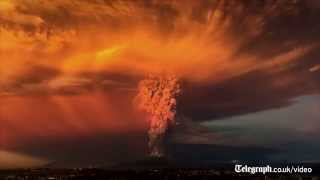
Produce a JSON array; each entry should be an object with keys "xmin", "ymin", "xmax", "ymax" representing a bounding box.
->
[{"xmin": 0, "ymin": 0, "xmax": 320, "ymax": 168}]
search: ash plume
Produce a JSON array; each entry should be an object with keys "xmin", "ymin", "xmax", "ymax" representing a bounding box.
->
[{"xmin": 135, "ymin": 75, "xmax": 181, "ymax": 157}]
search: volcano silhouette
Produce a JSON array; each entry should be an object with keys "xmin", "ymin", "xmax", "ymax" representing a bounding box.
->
[
  {"xmin": 111, "ymin": 156, "xmax": 180, "ymax": 169},
  {"xmin": 111, "ymin": 143, "xmax": 280, "ymax": 169}
]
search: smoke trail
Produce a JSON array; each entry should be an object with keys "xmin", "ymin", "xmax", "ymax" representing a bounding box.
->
[{"xmin": 135, "ymin": 75, "xmax": 181, "ymax": 157}]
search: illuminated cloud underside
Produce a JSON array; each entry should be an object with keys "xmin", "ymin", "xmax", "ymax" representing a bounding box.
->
[{"xmin": 1, "ymin": 0, "xmax": 319, "ymax": 96}]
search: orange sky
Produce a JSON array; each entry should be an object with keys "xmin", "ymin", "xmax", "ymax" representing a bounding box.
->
[{"xmin": 0, "ymin": 91, "xmax": 147, "ymax": 149}]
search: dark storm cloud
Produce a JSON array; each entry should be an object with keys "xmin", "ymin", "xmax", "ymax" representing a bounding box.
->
[
  {"xmin": 177, "ymin": 0, "xmax": 320, "ymax": 121},
  {"xmin": 181, "ymin": 62, "xmax": 320, "ymax": 121}
]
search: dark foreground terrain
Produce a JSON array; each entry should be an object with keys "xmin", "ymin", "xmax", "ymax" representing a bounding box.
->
[
  {"xmin": 0, "ymin": 168, "xmax": 319, "ymax": 180},
  {"xmin": 2, "ymin": 158, "xmax": 320, "ymax": 179}
]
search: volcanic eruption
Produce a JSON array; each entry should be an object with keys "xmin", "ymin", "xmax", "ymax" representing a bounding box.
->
[
  {"xmin": 135, "ymin": 75, "xmax": 181, "ymax": 157},
  {"xmin": 1, "ymin": 0, "xmax": 320, "ymax": 169}
]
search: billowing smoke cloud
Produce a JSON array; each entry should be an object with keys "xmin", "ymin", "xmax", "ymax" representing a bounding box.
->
[
  {"xmin": 135, "ymin": 75, "xmax": 181, "ymax": 157},
  {"xmin": 1, "ymin": 0, "xmax": 319, "ymax": 96},
  {"xmin": 1, "ymin": 0, "xmax": 320, "ymax": 128}
]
